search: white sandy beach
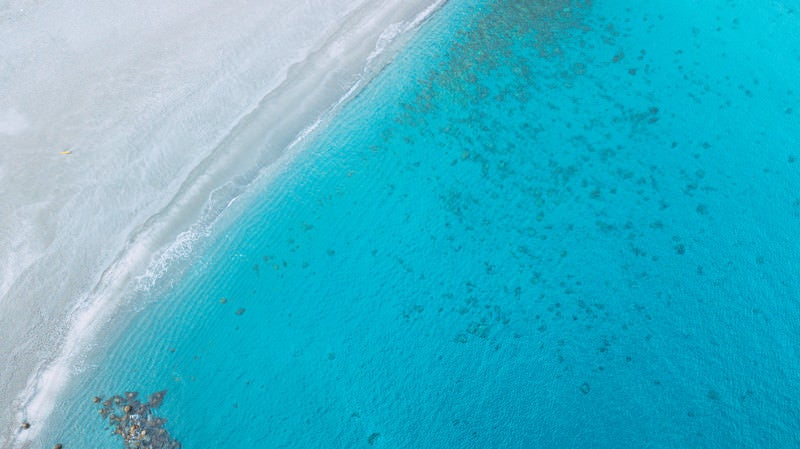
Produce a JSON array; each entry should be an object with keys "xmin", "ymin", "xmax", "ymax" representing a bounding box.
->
[{"xmin": 0, "ymin": 1, "xmax": 442, "ymax": 446}]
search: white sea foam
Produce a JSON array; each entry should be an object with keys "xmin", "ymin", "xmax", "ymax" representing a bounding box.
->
[
  {"xmin": 369, "ymin": 0, "xmax": 447, "ymax": 63},
  {"xmin": 0, "ymin": 1, "xmax": 445, "ymax": 447}
]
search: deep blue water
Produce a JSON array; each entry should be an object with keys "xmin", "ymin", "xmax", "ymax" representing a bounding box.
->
[{"xmin": 46, "ymin": 0, "xmax": 800, "ymax": 448}]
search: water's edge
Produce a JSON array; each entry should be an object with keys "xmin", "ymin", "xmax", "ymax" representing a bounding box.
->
[{"xmin": 2, "ymin": 2, "xmax": 445, "ymax": 447}]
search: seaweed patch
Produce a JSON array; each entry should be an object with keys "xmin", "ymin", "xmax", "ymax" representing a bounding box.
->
[{"xmin": 96, "ymin": 390, "xmax": 180, "ymax": 448}]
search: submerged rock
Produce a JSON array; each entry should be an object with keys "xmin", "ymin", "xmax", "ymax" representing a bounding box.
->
[{"xmin": 96, "ymin": 390, "xmax": 180, "ymax": 448}]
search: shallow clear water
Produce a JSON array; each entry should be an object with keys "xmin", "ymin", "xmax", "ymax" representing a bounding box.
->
[{"xmin": 41, "ymin": 0, "xmax": 800, "ymax": 447}]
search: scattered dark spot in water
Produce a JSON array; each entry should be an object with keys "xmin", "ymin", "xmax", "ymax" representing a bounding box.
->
[
  {"xmin": 454, "ymin": 333, "xmax": 468, "ymax": 343},
  {"xmin": 368, "ymin": 432, "xmax": 381, "ymax": 445},
  {"xmin": 235, "ymin": 308, "xmax": 246, "ymax": 316},
  {"xmin": 707, "ymin": 389, "xmax": 721, "ymax": 401},
  {"xmin": 466, "ymin": 322, "xmax": 490, "ymax": 338},
  {"xmin": 580, "ymin": 382, "xmax": 591, "ymax": 394},
  {"xmin": 695, "ymin": 204, "xmax": 707, "ymax": 215},
  {"xmin": 675, "ymin": 244, "xmax": 685, "ymax": 255},
  {"xmin": 96, "ymin": 390, "xmax": 179, "ymax": 448},
  {"xmin": 327, "ymin": 352, "xmax": 336, "ymax": 360}
]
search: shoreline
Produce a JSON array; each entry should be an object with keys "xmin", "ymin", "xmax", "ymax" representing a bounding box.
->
[{"xmin": 0, "ymin": 1, "xmax": 445, "ymax": 447}]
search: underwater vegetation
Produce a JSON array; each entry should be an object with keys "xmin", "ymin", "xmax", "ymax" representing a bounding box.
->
[{"xmin": 95, "ymin": 390, "xmax": 180, "ymax": 449}]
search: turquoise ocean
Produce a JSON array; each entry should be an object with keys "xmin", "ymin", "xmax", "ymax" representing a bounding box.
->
[{"xmin": 41, "ymin": 0, "xmax": 799, "ymax": 447}]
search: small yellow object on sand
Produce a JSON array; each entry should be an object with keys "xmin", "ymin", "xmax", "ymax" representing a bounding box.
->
[{"xmin": 60, "ymin": 150, "xmax": 72, "ymax": 155}]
